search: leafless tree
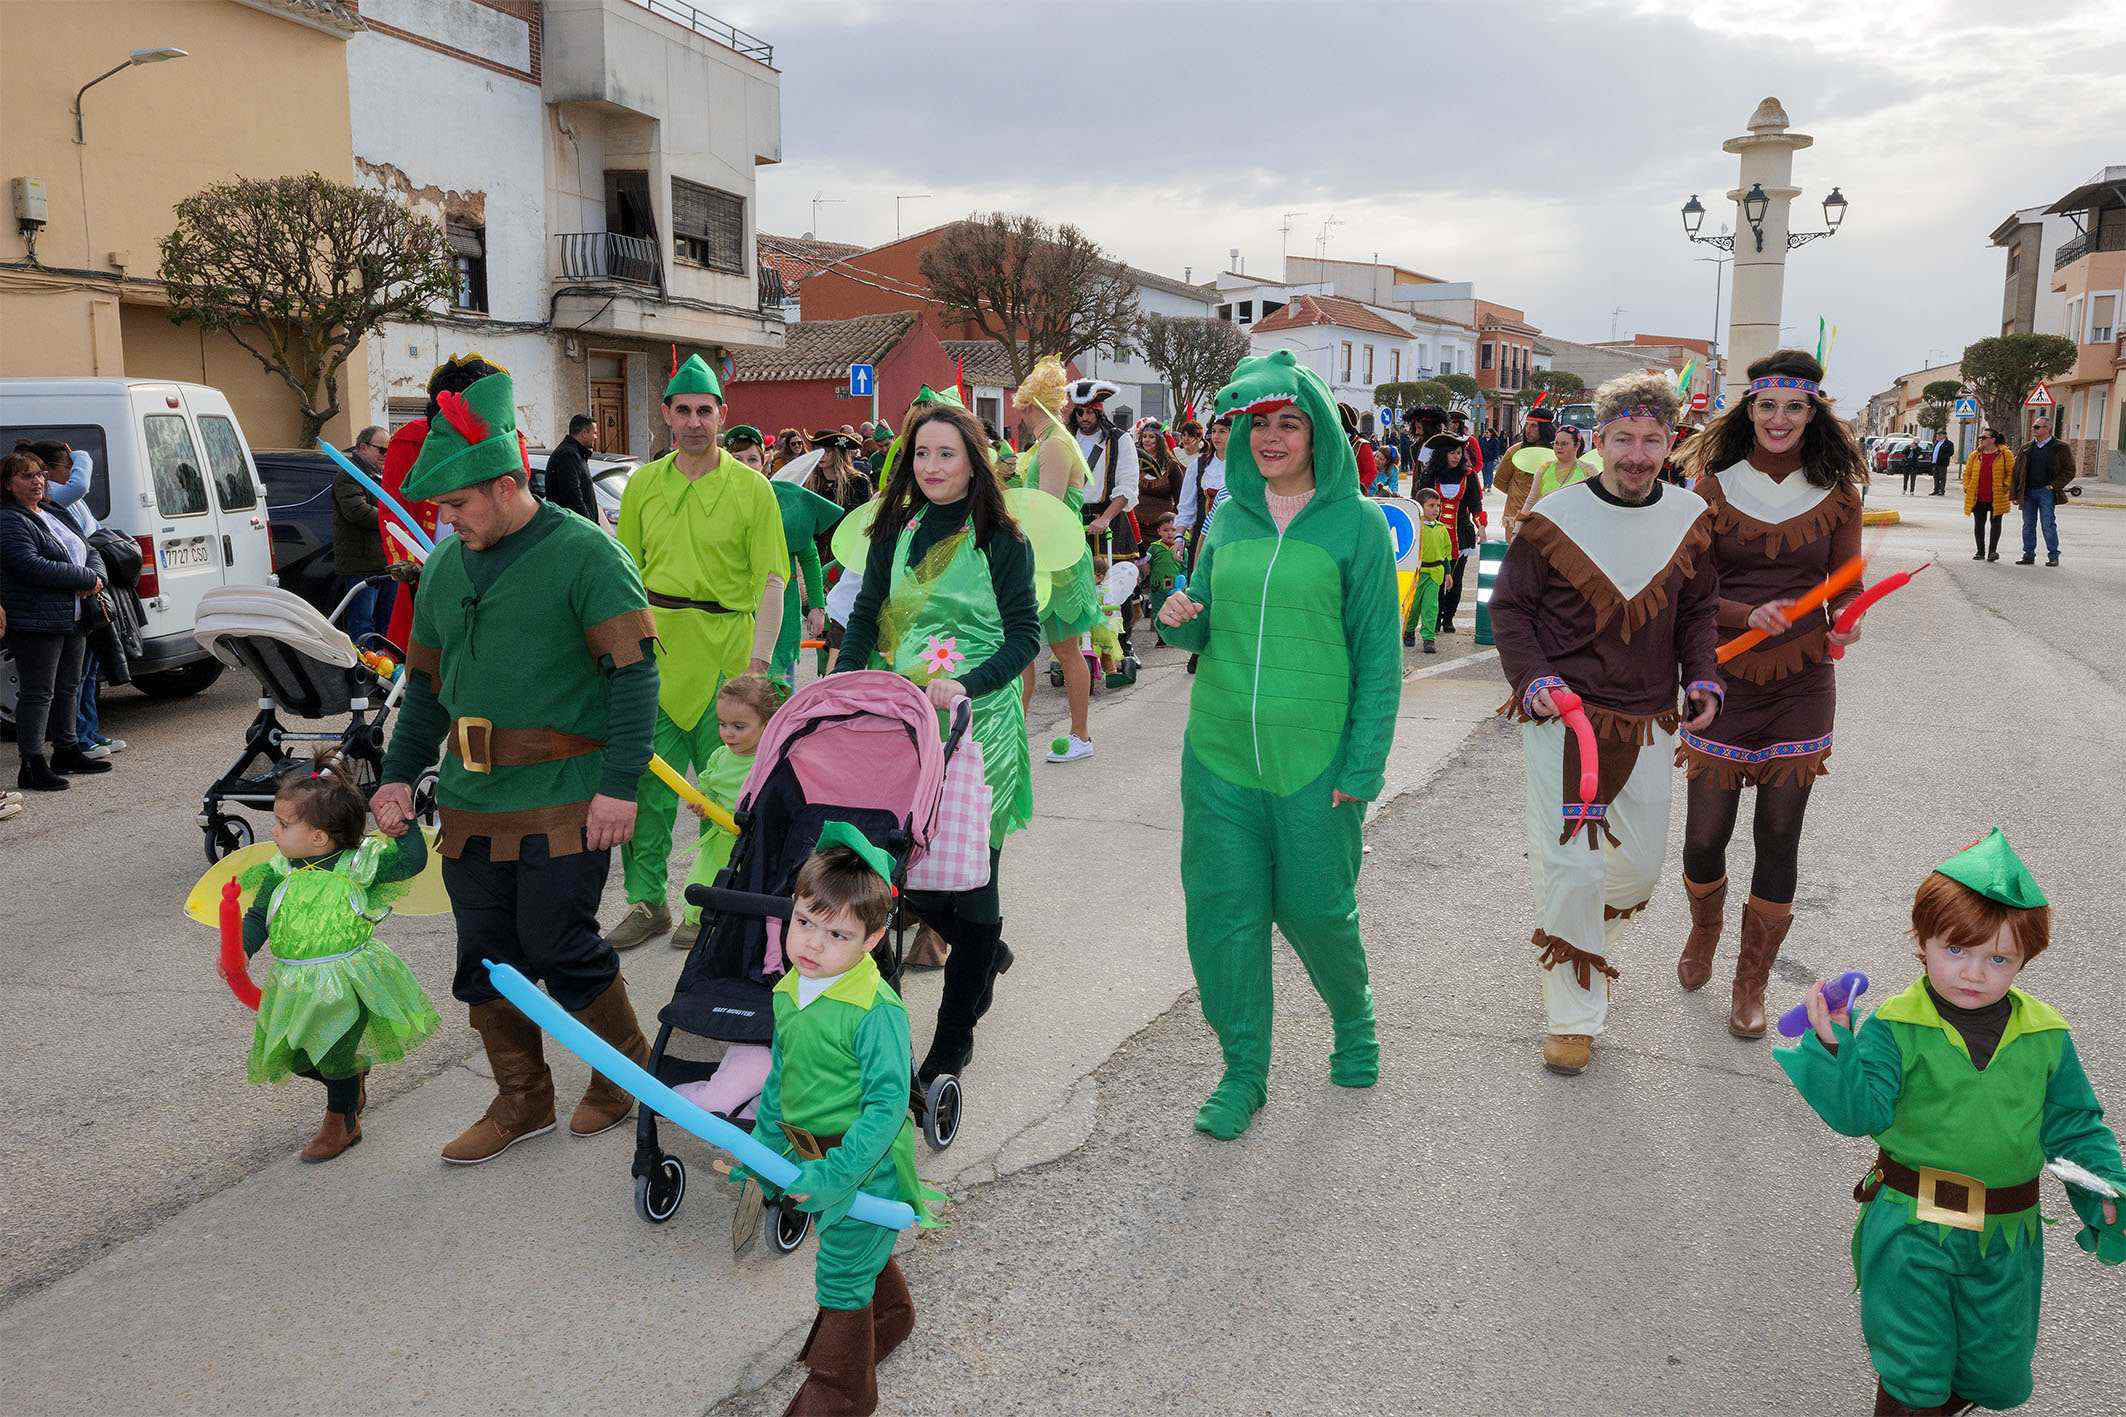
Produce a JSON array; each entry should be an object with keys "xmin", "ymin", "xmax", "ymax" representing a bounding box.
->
[
  {"xmin": 1138, "ymin": 314, "xmax": 1251, "ymax": 418},
  {"xmin": 919, "ymin": 214, "xmax": 1139, "ymax": 389}
]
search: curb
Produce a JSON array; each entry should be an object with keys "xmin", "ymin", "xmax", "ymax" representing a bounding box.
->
[{"xmin": 1861, "ymin": 507, "xmax": 1901, "ymax": 527}]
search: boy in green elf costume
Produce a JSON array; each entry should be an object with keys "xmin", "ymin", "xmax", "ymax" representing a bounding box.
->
[
  {"xmin": 1402, "ymin": 485, "xmax": 1452, "ymax": 653},
  {"xmin": 610, "ymin": 354, "xmax": 790, "ymax": 949},
  {"xmin": 1154, "ymin": 349, "xmax": 1402, "ymax": 1139},
  {"xmin": 375, "ymin": 366, "xmax": 661, "ymax": 1164},
  {"xmin": 1777, "ymin": 830, "xmax": 2125, "ymax": 1415},
  {"xmin": 734, "ymin": 821, "xmax": 945, "ymax": 1415}
]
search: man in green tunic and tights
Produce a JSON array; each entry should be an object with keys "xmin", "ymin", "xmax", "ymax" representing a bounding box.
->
[
  {"xmin": 608, "ymin": 354, "xmax": 789, "ymax": 949},
  {"xmin": 373, "ymin": 365, "xmax": 662, "ymax": 1164}
]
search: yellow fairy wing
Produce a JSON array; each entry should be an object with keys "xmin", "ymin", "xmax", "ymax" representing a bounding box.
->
[
  {"xmin": 1512, "ymin": 446, "xmax": 1556, "ymax": 475},
  {"xmin": 1580, "ymin": 451, "xmax": 1604, "ymax": 474},
  {"xmin": 1003, "ymin": 487, "xmax": 1087, "ymax": 576},
  {"xmin": 830, "ymin": 497, "xmax": 882, "ymax": 571},
  {"xmin": 388, "ymin": 828, "xmax": 453, "ymax": 914},
  {"xmin": 183, "ymin": 841, "xmax": 280, "ymax": 925}
]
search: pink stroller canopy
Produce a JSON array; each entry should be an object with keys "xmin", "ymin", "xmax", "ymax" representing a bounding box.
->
[{"xmin": 741, "ymin": 671, "xmax": 947, "ymax": 852}]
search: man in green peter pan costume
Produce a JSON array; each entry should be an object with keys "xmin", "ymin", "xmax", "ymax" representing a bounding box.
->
[
  {"xmin": 374, "ymin": 366, "xmax": 661, "ymax": 1165},
  {"xmin": 1777, "ymin": 830, "xmax": 2125, "ymax": 1415},
  {"xmin": 610, "ymin": 354, "xmax": 790, "ymax": 949}
]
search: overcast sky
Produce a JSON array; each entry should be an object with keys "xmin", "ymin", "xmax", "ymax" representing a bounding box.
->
[{"xmin": 727, "ymin": 0, "xmax": 2126, "ymax": 405}]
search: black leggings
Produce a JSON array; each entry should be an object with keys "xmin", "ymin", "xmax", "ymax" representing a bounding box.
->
[
  {"xmin": 1438, "ymin": 551, "xmax": 1468, "ymax": 627},
  {"xmin": 902, "ymin": 850, "xmax": 1007, "ymax": 1053},
  {"xmin": 1681, "ymin": 774, "xmax": 1816, "ymax": 905},
  {"xmin": 1973, "ymin": 508, "xmax": 2002, "ymax": 557},
  {"xmin": 5, "ymin": 628, "xmax": 84, "ymax": 759},
  {"xmin": 293, "ymin": 1019, "xmax": 366, "ymax": 1113}
]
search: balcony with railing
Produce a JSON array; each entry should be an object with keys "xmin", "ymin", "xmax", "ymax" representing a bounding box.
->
[
  {"xmin": 2055, "ymin": 224, "xmax": 2126, "ymax": 271},
  {"xmin": 624, "ymin": 0, "xmax": 772, "ymax": 64},
  {"xmin": 557, "ymin": 232, "xmax": 661, "ymax": 288}
]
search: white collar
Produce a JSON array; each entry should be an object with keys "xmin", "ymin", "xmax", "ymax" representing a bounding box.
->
[
  {"xmin": 794, "ymin": 967, "xmax": 851, "ymax": 1008},
  {"xmin": 1714, "ymin": 460, "xmax": 1832, "ymax": 526},
  {"xmin": 1534, "ymin": 481, "xmax": 1708, "ymax": 601}
]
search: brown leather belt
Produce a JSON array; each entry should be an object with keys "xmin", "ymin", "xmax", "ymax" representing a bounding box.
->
[
  {"xmin": 447, "ymin": 717, "xmax": 603, "ymax": 774},
  {"xmin": 647, "ymin": 590, "xmax": 735, "ymax": 614},
  {"xmin": 1861, "ymin": 1149, "xmax": 2040, "ymax": 1231},
  {"xmin": 779, "ymin": 1123, "xmax": 843, "ymax": 1160}
]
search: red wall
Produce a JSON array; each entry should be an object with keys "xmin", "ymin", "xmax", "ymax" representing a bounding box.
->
[
  {"xmin": 796, "ymin": 229, "xmax": 987, "ymax": 342},
  {"xmin": 724, "ymin": 319, "xmax": 954, "ymax": 436}
]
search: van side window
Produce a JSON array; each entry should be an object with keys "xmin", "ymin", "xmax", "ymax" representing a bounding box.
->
[
  {"xmin": 143, "ymin": 414, "xmax": 210, "ymax": 517},
  {"xmin": 197, "ymin": 415, "xmax": 257, "ymax": 511},
  {"xmin": 0, "ymin": 423, "xmax": 111, "ymax": 519}
]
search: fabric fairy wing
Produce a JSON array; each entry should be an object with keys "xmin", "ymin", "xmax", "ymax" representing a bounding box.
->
[
  {"xmin": 1003, "ymin": 487, "xmax": 1087, "ymax": 577},
  {"xmin": 362, "ymin": 828, "xmax": 450, "ymax": 916},
  {"xmin": 771, "ymin": 448, "xmax": 827, "ymax": 486},
  {"xmin": 183, "ymin": 842, "xmax": 284, "ymax": 926},
  {"xmin": 1512, "ymin": 446, "xmax": 1557, "ymax": 476},
  {"xmin": 830, "ymin": 497, "xmax": 883, "ymax": 571}
]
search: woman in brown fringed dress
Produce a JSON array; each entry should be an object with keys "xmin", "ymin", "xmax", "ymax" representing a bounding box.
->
[{"xmin": 1674, "ymin": 350, "xmax": 1870, "ymax": 1039}]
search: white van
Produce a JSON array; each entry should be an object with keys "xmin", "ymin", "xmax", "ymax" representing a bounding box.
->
[{"xmin": 1, "ymin": 379, "xmax": 277, "ymax": 697}]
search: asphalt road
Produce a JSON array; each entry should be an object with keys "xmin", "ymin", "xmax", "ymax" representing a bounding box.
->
[{"xmin": 4, "ymin": 486, "xmax": 2122, "ymax": 1415}]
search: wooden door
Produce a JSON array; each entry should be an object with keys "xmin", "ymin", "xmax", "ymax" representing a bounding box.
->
[{"xmin": 591, "ymin": 379, "xmax": 627, "ymax": 457}]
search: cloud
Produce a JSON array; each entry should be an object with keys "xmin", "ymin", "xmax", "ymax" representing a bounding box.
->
[{"xmin": 733, "ymin": 0, "xmax": 2126, "ymax": 400}]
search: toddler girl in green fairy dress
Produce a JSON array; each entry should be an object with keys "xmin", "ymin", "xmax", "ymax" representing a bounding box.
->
[{"xmin": 240, "ymin": 753, "xmax": 441, "ymax": 1163}]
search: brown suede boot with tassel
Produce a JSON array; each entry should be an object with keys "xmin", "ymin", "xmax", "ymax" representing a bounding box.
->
[
  {"xmin": 784, "ymin": 1304, "xmax": 879, "ymax": 1415},
  {"xmin": 1728, "ymin": 895, "xmax": 1794, "ymax": 1039},
  {"xmin": 871, "ymin": 1258, "xmax": 914, "ymax": 1363},
  {"xmin": 442, "ymin": 1000, "xmax": 557, "ymax": 1164},
  {"xmin": 567, "ymin": 974, "xmax": 652, "ymax": 1137},
  {"xmin": 1677, "ymin": 875, "xmax": 1727, "ymax": 992}
]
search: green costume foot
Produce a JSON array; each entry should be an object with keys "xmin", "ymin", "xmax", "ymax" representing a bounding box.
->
[
  {"xmin": 1329, "ymin": 1021, "xmax": 1379, "ymax": 1087},
  {"xmin": 1193, "ymin": 1073, "xmax": 1266, "ymax": 1139}
]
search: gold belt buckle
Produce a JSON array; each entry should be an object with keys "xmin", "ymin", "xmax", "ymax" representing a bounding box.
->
[
  {"xmin": 455, "ymin": 716, "xmax": 494, "ymax": 774},
  {"xmin": 1914, "ymin": 1166, "xmax": 1987, "ymax": 1232}
]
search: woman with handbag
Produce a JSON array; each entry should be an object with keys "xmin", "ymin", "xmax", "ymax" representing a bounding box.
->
[
  {"xmin": 835, "ymin": 400, "xmax": 1041, "ymax": 1086},
  {"xmin": 0, "ymin": 452, "xmax": 114, "ymax": 790}
]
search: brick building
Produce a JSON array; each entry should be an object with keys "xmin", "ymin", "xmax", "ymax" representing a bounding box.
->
[{"xmin": 724, "ymin": 313, "xmax": 951, "ymax": 437}]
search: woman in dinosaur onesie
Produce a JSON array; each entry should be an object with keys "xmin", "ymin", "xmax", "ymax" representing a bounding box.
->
[{"xmin": 1155, "ymin": 350, "xmax": 1403, "ymax": 1140}]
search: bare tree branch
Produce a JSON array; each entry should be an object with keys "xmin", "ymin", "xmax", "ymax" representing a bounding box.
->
[
  {"xmin": 1136, "ymin": 314, "xmax": 1250, "ymax": 416},
  {"xmin": 920, "ymin": 214, "xmax": 1141, "ymax": 391}
]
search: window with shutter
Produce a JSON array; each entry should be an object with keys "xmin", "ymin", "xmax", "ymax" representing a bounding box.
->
[
  {"xmin": 671, "ymin": 178, "xmax": 745, "ymax": 273},
  {"xmin": 447, "ymin": 220, "xmax": 488, "ymax": 313}
]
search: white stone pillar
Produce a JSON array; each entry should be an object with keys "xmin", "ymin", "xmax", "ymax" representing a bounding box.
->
[{"xmin": 1722, "ymin": 98, "xmax": 1812, "ymax": 402}]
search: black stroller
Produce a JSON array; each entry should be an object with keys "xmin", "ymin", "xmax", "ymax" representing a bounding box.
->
[
  {"xmin": 630, "ymin": 670, "xmax": 976, "ymax": 1250},
  {"xmin": 190, "ymin": 579, "xmax": 435, "ymax": 862}
]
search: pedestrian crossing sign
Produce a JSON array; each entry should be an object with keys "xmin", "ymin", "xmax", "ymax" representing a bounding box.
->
[
  {"xmin": 2024, "ymin": 383, "xmax": 2054, "ymax": 408},
  {"xmin": 1952, "ymin": 396, "xmax": 1980, "ymax": 420}
]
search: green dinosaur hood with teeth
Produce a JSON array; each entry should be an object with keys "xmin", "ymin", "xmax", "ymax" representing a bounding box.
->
[{"xmin": 1211, "ymin": 349, "xmax": 1359, "ymax": 516}]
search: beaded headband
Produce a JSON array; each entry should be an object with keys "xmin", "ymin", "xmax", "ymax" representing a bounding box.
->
[
  {"xmin": 1749, "ymin": 375, "xmax": 1820, "ymax": 395},
  {"xmin": 1596, "ymin": 404, "xmax": 1674, "ymax": 431}
]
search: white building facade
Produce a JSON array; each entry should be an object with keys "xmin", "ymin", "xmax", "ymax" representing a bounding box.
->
[{"xmin": 1071, "ymin": 267, "xmax": 1218, "ymax": 423}]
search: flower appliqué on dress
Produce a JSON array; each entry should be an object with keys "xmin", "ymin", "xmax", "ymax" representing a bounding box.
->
[{"xmin": 916, "ymin": 634, "xmax": 966, "ymax": 682}]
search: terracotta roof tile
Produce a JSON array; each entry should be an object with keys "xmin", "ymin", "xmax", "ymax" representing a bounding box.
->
[
  {"xmin": 941, "ymin": 340, "xmax": 1020, "ymax": 387},
  {"xmin": 1251, "ymin": 294, "xmax": 1409, "ymax": 340},
  {"xmin": 731, "ymin": 313, "xmax": 918, "ymax": 383}
]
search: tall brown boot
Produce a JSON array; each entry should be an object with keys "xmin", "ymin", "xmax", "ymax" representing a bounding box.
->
[
  {"xmin": 1676, "ymin": 875, "xmax": 1726, "ymax": 992},
  {"xmin": 442, "ymin": 1000, "xmax": 557, "ymax": 1164},
  {"xmin": 871, "ymin": 1258, "xmax": 914, "ymax": 1363},
  {"xmin": 567, "ymin": 974, "xmax": 651, "ymax": 1137},
  {"xmin": 1729, "ymin": 895, "xmax": 1793, "ymax": 1039},
  {"xmin": 784, "ymin": 1304, "xmax": 878, "ymax": 1415}
]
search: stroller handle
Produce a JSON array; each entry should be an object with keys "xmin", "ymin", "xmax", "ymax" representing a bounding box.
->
[{"xmin": 685, "ymin": 884, "xmax": 793, "ymax": 920}]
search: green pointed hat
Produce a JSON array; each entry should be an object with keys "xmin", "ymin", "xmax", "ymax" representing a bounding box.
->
[
  {"xmin": 813, "ymin": 820, "xmax": 894, "ymax": 887},
  {"xmin": 723, "ymin": 424, "xmax": 764, "ymax": 449},
  {"xmin": 666, "ymin": 353, "xmax": 723, "ymax": 401},
  {"xmin": 1935, "ymin": 828, "xmax": 2046, "ymax": 909},
  {"xmin": 402, "ymin": 371, "xmax": 524, "ymax": 501}
]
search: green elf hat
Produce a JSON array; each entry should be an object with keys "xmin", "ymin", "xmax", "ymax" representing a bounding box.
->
[
  {"xmin": 812, "ymin": 820, "xmax": 894, "ymax": 888},
  {"xmin": 402, "ymin": 370, "xmax": 524, "ymax": 501},
  {"xmin": 723, "ymin": 424, "xmax": 764, "ymax": 450},
  {"xmin": 666, "ymin": 352, "xmax": 723, "ymax": 402},
  {"xmin": 1934, "ymin": 828, "xmax": 2047, "ymax": 909}
]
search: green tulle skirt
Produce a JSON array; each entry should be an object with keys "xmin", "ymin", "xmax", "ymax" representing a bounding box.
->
[
  {"xmin": 246, "ymin": 942, "xmax": 442, "ymax": 1084},
  {"xmin": 1041, "ymin": 550, "xmax": 1100, "ymax": 642}
]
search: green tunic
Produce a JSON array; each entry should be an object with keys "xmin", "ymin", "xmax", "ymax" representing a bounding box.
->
[
  {"xmin": 1776, "ymin": 979, "xmax": 2126, "ymax": 1409},
  {"xmin": 402, "ymin": 501, "xmax": 657, "ymax": 858},
  {"xmin": 876, "ymin": 514, "xmax": 1033, "ymax": 846},
  {"xmin": 239, "ymin": 835, "xmax": 442, "ymax": 1084}
]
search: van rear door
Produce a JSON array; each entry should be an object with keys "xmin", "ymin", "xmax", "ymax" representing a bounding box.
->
[
  {"xmin": 187, "ymin": 392, "xmax": 274, "ymax": 591},
  {"xmin": 129, "ymin": 384, "xmax": 223, "ymax": 645}
]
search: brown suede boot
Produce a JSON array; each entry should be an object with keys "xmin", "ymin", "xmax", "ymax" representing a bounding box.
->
[
  {"xmin": 1729, "ymin": 895, "xmax": 1794, "ymax": 1039},
  {"xmin": 1677, "ymin": 875, "xmax": 1727, "ymax": 992},
  {"xmin": 872, "ymin": 1258, "xmax": 914, "ymax": 1363},
  {"xmin": 567, "ymin": 974, "xmax": 651, "ymax": 1137},
  {"xmin": 300, "ymin": 1110, "xmax": 361, "ymax": 1163},
  {"xmin": 442, "ymin": 1000, "xmax": 558, "ymax": 1164},
  {"xmin": 784, "ymin": 1305, "xmax": 879, "ymax": 1415}
]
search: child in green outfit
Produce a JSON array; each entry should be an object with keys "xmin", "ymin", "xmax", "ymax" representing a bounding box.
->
[
  {"xmin": 1776, "ymin": 830, "xmax": 2125, "ymax": 1415},
  {"xmin": 740, "ymin": 822, "xmax": 945, "ymax": 1414},
  {"xmin": 1402, "ymin": 487, "xmax": 1452, "ymax": 654},
  {"xmin": 1147, "ymin": 512, "xmax": 1185, "ymax": 602},
  {"xmin": 675, "ymin": 673, "xmax": 780, "ymax": 945},
  {"xmin": 241, "ymin": 752, "xmax": 441, "ymax": 1163}
]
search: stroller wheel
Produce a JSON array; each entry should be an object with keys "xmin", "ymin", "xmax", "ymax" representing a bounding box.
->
[
  {"xmin": 771, "ymin": 1201, "xmax": 811, "ymax": 1254},
  {"xmin": 413, "ymin": 771, "xmax": 441, "ymax": 830},
  {"xmin": 205, "ymin": 814, "xmax": 255, "ymax": 864},
  {"xmin": 634, "ymin": 1154, "xmax": 685, "ymax": 1224},
  {"xmin": 923, "ymin": 1073, "xmax": 962, "ymax": 1151}
]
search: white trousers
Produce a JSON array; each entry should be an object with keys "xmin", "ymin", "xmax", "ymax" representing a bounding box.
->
[{"xmin": 1520, "ymin": 718, "xmax": 1674, "ymax": 1035}]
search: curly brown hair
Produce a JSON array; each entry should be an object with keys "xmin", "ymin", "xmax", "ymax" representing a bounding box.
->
[{"xmin": 1683, "ymin": 349, "xmax": 1869, "ymax": 490}]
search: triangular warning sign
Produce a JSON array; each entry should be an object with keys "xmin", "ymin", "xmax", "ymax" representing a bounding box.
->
[{"xmin": 2024, "ymin": 383, "xmax": 2055, "ymax": 408}]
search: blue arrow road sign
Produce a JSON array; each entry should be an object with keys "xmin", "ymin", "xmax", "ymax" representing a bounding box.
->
[
  {"xmin": 1952, "ymin": 396, "xmax": 1980, "ymax": 420},
  {"xmin": 848, "ymin": 363, "xmax": 875, "ymax": 399}
]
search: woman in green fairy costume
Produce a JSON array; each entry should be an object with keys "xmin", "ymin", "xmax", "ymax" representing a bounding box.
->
[
  {"xmin": 835, "ymin": 401, "xmax": 1041, "ymax": 1085},
  {"xmin": 1008, "ymin": 356, "xmax": 1102, "ymax": 764},
  {"xmin": 239, "ymin": 753, "xmax": 441, "ymax": 1162}
]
